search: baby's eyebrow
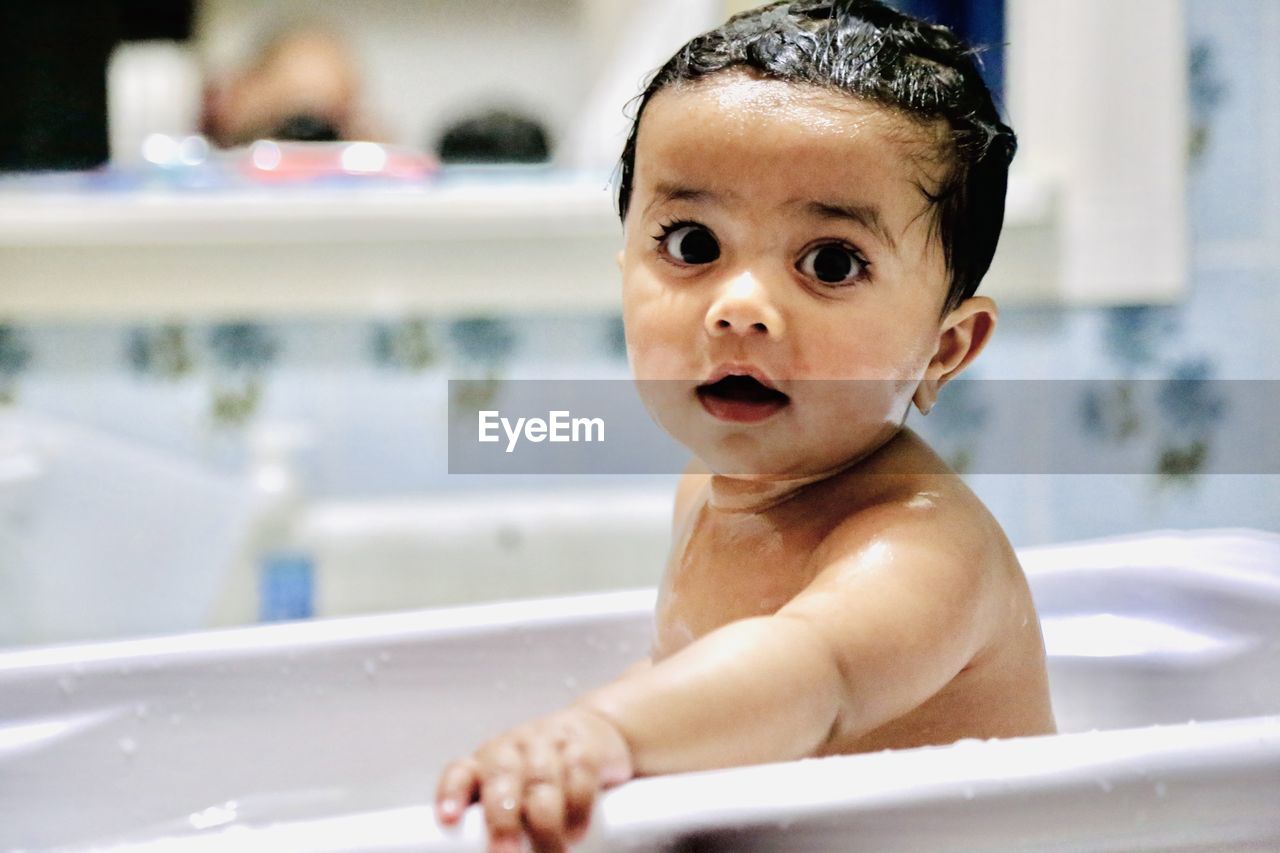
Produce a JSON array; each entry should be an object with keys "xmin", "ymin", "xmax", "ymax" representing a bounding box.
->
[
  {"xmin": 801, "ymin": 200, "xmax": 899, "ymax": 252},
  {"xmin": 643, "ymin": 182, "xmax": 739, "ymax": 218}
]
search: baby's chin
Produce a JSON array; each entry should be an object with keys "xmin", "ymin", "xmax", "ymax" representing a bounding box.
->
[{"xmin": 681, "ymin": 428, "xmax": 897, "ymax": 480}]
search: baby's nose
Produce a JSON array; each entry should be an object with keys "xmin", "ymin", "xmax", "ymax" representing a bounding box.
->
[{"xmin": 705, "ymin": 274, "xmax": 785, "ymax": 339}]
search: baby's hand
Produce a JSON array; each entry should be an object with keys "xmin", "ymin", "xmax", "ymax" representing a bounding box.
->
[{"xmin": 434, "ymin": 705, "xmax": 634, "ymax": 852}]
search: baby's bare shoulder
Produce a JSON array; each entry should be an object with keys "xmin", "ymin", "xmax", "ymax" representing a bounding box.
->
[
  {"xmin": 773, "ymin": 474, "xmax": 1022, "ymax": 738},
  {"xmin": 799, "ymin": 471, "xmax": 1014, "ymax": 625},
  {"xmin": 811, "ymin": 432, "xmax": 1010, "ymax": 577}
]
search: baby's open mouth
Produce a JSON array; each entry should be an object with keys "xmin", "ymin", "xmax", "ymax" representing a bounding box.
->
[{"xmin": 696, "ymin": 375, "xmax": 790, "ymax": 424}]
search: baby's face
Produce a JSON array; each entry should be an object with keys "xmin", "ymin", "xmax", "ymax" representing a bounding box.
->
[{"xmin": 620, "ymin": 71, "xmax": 956, "ymax": 478}]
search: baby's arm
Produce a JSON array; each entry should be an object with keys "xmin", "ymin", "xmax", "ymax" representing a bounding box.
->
[
  {"xmin": 435, "ymin": 504, "xmax": 995, "ymax": 851},
  {"xmin": 582, "ymin": 509, "xmax": 998, "ymax": 776},
  {"xmin": 432, "ymin": 617, "xmax": 843, "ymax": 853}
]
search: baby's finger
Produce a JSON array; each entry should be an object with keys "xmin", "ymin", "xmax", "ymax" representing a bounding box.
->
[
  {"xmin": 480, "ymin": 742, "xmax": 527, "ymax": 847},
  {"xmin": 481, "ymin": 773, "xmax": 525, "ymax": 852},
  {"xmin": 520, "ymin": 738, "xmax": 567, "ymax": 851},
  {"xmin": 523, "ymin": 782, "xmax": 567, "ymax": 852},
  {"xmin": 561, "ymin": 762, "xmax": 597, "ymax": 844},
  {"xmin": 435, "ymin": 757, "xmax": 481, "ymax": 826},
  {"xmin": 560, "ymin": 741, "xmax": 601, "ymax": 842}
]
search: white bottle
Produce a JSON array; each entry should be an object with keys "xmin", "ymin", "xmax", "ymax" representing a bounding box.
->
[
  {"xmin": 107, "ymin": 40, "xmax": 203, "ymax": 167},
  {"xmin": 209, "ymin": 423, "xmax": 315, "ymax": 626}
]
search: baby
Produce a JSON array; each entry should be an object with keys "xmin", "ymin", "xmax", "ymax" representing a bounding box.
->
[{"xmin": 436, "ymin": 1, "xmax": 1056, "ymax": 850}]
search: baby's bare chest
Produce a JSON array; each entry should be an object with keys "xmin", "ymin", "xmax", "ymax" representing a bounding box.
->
[{"xmin": 651, "ymin": 511, "xmax": 827, "ymax": 662}]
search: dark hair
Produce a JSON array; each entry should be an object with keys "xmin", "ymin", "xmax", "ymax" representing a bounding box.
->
[
  {"xmin": 615, "ymin": 0, "xmax": 1016, "ymax": 314},
  {"xmin": 437, "ymin": 109, "xmax": 551, "ymax": 165},
  {"xmin": 273, "ymin": 113, "xmax": 341, "ymax": 142}
]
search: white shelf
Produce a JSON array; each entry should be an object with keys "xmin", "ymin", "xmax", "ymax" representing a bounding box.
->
[
  {"xmin": 0, "ymin": 178, "xmax": 620, "ymax": 321},
  {"xmin": 0, "ymin": 173, "xmax": 1057, "ymax": 321},
  {"xmin": 0, "ymin": 180, "xmax": 624, "ymax": 245}
]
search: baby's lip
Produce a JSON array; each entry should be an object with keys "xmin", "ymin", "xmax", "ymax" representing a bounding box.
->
[
  {"xmin": 695, "ymin": 366, "xmax": 790, "ymax": 424},
  {"xmin": 700, "ymin": 364, "xmax": 782, "ymax": 392}
]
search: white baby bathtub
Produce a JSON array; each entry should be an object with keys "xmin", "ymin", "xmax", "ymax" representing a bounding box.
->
[{"xmin": 2, "ymin": 529, "xmax": 1279, "ymax": 852}]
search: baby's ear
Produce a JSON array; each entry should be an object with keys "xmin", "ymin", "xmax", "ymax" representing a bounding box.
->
[{"xmin": 913, "ymin": 296, "xmax": 997, "ymax": 415}]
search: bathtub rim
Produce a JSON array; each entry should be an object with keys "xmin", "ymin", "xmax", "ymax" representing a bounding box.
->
[
  {"xmin": 2, "ymin": 526, "xmax": 1276, "ymax": 674},
  {"xmin": 84, "ymin": 712, "xmax": 1280, "ymax": 853}
]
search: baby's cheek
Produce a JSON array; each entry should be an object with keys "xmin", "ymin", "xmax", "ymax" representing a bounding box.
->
[
  {"xmin": 625, "ymin": 319, "xmax": 691, "ymax": 379},
  {"xmin": 805, "ymin": 324, "xmax": 927, "ymax": 380},
  {"xmin": 630, "ymin": 340, "xmax": 684, "ymax": 380}
]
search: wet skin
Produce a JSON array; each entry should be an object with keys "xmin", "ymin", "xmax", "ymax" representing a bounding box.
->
[{"xmin": 435, "ymin": 70, "xmax": 1056, "ymax": 852}]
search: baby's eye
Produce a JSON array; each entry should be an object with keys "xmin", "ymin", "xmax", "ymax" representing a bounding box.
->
[
  {"xmin": 798, "ymin": 244, "xmax": 868, "ymax": 286},
  {"xmin": 656, "ymin": 223, "xmax": 720, "ymax": 265}
]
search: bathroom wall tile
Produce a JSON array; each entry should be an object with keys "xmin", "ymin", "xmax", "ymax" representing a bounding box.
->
[{"xmin": 1187, "ymin": 0, "xmax": 1279, "ymax": 247}]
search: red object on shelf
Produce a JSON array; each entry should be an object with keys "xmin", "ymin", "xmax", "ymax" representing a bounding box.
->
[{"xmin": 236, "ymin": 140, "xmax": 438, "ymax": 183}]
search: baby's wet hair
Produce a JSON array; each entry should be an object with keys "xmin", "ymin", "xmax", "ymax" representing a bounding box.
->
[{"xmin": 615, "ymin": 0, "xmax": 1016, "ymax": 315}]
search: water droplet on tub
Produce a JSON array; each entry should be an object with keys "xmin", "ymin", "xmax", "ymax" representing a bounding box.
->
[
  {"xmin": 1154, "ymin": 781, "xmax": 1167, "ymax": 798},
  {"xmin": 1096, "ymin": 778, "xmax": 1113, "ymax": 793},
  {"xmin": 134, "ymin": 703, "xmax": 149, "ymax": 720},
  {"xmin": 57, "ymin": 675, "xmax": 77, "ymax": 696},
  {"xmin": 563, "ymin": 676, "xmax": 579, "ymax": 689},
  {"xmin": 363, "ymin": 659, "xmax": 378, "ymax": 678},
  {"xmin": 189, "ymin": 800, "xmax": 239, "ymax": 830},
  {"xmin": 119, "ymin": 737, "xmax": 138, "ymax": 759},
  {"xmin": 962, "ymin": 785, "xmax": 975, "ymax": 800}
]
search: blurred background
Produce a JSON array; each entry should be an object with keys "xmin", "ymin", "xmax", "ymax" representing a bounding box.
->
[{"xmin": 0, "ymin": 0, "xmax": 1275, "ymax": 648}]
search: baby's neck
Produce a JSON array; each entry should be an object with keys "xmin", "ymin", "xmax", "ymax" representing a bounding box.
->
[
  {"xmin": 706, "ymin": 472, "xmax": 834, "ymax": 513},
  {"xmin": 706, "ymin": 431, "xmax": 905, "ymax": 514}
]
